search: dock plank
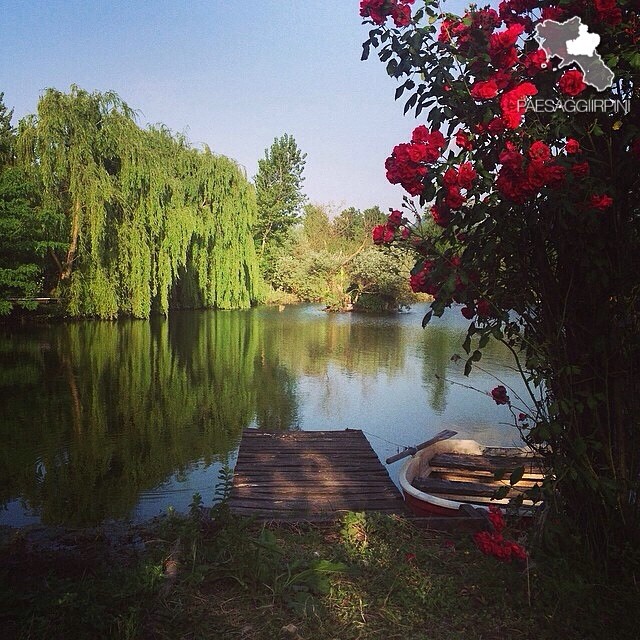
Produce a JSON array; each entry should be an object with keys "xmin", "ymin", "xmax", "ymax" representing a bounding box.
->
[{"xmin": 228, "ymin": 429, "xmax": 407, "ymax": 520}]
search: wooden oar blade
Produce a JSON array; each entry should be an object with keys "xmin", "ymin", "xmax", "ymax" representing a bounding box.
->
[{"xmin": 385, "ymin": 429, "xmax": 458, "ymax": 465}]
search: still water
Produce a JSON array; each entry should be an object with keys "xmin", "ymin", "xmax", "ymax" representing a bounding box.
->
[{"xmin": 0, "ymin": 304, "xmax": 529, "ymax": 527}]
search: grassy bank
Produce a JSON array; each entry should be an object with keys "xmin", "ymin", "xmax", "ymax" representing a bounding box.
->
[{"xmin": 0, "ymin": 508, "xmax": 635, "ymax": 640}]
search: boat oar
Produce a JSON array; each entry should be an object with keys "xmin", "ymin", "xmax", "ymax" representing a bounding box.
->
[{"xmin": 385, "ymin": 429, "xmax": 458, "ymax": 465}]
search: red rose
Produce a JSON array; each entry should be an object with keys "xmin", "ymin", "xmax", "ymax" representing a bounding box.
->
[
  {"xmin": 487, "ymin": 505, "xmax": 505, "ymax": 532},
  {"xmin": 571, "ymin": 161, "xmax": 590, "ymax": 178},
  {"xmin": 486, "ymin": 117, "xmax": 505, "ymax": 134},
  {"xmin": 372, "ymin": 224, "xmax": 394, "ymax": 244},
  {"xmin": 412, "ymin": 126, "xmax": 445, "ymax": 151},
  {"xmin": 545, "ymin": 164, "xmax": 566, "ymax": 188},
  {"xmin": 457, "ymin": 162, "xmax": 477, "ymax": 189},
  {"xmin": 360, "ymin": 0, "xmax": 415, "ymax": 26},
  {"xmin": 405, "ymin": 143, "xmax": 429, "ymax": 163},
  {"xmin": 455, "ymin": 130, "xmax": 473, "ymax": 150},
  {"xmin": 387, "ymin": 209, "xmax": 403, "ymax": 229},
  {"xmin": 445, "ymin": 186, "xmax": 465, "ymax": 209},
  {"xmin": 431, "ymin": 204, "xmax": 451, "ymax": 227},
  {"xmin": 589, "ymin": 194, "xmax": 613, "ymax": 210},
  {"xmin": 426, "ymin": 129, "xmax": 446, "ymax": 150},
  {"xmin": 527, "ymin": 160, "xmax": 548, "ymax": 189},
  {"xmin": 443, "ymin": 167, "xmax": 458, "ymax": 186},
  {"xmin": 391, "ymin": 3, "xmax": 412, "ymax": 27},
  {"xmin": 491, "ymin": 385, "xmax": 510, "ymax": 405},
  {"xmin": 359, "ymin": 0, "xmax": 387, "ymax": 24},
  {"xmin": 541, "ymin": 6, "xmax": 566, "ymax": 21},
  {"xmin": 494, "ymin": 70, "xmax": 513, "ymax": 91},
  {"xmin": 558, "ymin": 70, "xmax": 587, "ymax": 96},
  {"xmin": 500, "ymin": 82, "xmax": 537, "ymax": 129},
  {"xmin": 410, "ymin": 259, "xmax": 436, "ymax": 293},
  {"xmin": 489, "ymin": 23, "xmax": 524, "ymax": 60},
  {"xmin": 523, "ymin": 49, "xmax": 548, "ymax": 75},
  {"xmin": 498, "ymin": 0, "xmax": 531, "ymax": 25},
  {"xmin": 411, "ymin": 125, "xmax": 430, "ymax": 143},
  {"xmin": 565, "ymin": 138, "xmax": 581, "ymax": 154},
  {"xmin": 497, "ymin": 164, "xmax": 533, "ymax": 203},
  {"xmin": 529, "ymin": 141, "xmax": 551, "ymax": 161},
  {"xmin": 461, "ymin": 306, "xmax": 475, "ymax": 320},
  {"xmin": 499, "ymin": 147, "xmax": 523, "ymax": 170},
  {"xmin": 470, "ymin": 79, "xmax": 498, "ymax": 99},
  {"xmin": 595, "ymin": 0, "xmax": 622, "ymax": 25},
  {"xmin": 438, "ymin": 18, "xmax": 458, "ymax": 43}
]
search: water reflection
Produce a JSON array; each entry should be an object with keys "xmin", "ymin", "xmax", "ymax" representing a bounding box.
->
[{"xmin": 0, "ymin": 304, "xmax": 526, "ymax": 526}]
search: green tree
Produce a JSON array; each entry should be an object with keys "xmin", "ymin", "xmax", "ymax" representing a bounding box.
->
[
  {"xmin": 0, "ymin": 93, "xmax": 50, "ymax": 315},
  {"xmin": 333, "ymin": 206, "xmax": 362, "ymax": 241},
  {"xmin": 301, "ymin": 203, "xmax": 335, "ymax": 251},
  {"xmin": 361, "ymin": 205, "xmax": 386, "ymax": 235},
  {"xmin": 272, "ymin": 202, "xmax": 417, "ymax": 311},
  {"xmin": 0, "ymin": 168, "xmax": 44, "ymax": 314},
  {"xmin": 0, "ymin": 92, "xmax": 14, "ymax": 166},
  {"xmin": 254, "ymin": 133, "xmax": 307, "ymax": 270},
  {"xmin": 333, "ymin": 205, "xmax": 386, "ymax": 244},
  {"xmin": 17, "ymin": 86, "xmax": 259, "ymax": 318},
  {"xmin": 349, "ymin": 246, "xmax": 416, "ymax": 312}
]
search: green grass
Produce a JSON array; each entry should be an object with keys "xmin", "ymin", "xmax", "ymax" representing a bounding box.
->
[{"xmin": 0, "ymin": 509, "xmax": 636, "ymax": 639}]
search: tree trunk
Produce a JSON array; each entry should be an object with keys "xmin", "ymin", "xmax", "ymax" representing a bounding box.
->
[{"xmin": 60, "ymin": 199, "xmax": 81, "ymax": 280}]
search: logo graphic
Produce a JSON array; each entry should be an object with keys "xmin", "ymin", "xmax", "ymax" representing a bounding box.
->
[{"xmin": 534, "ymin": 17, "xmax": 615, "ymax": 91}]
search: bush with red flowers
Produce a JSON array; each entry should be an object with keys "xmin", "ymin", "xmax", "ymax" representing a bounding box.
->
[
  {"xmin": 474, "ymin": 506, "xmax": 527, "ymax": 563},
  {"xmin": 361, "ymin": 0, "xmax": 640, "ymax": 569}
]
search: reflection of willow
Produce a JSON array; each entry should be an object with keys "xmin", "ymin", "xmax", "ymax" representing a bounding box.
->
[
  {"xmin": 261, "ymin": 311, "xmax": 406, "ymax": 378},
  {"xmin": 418, "ymin": 322, "xmax": 523, "ymax": 414},
  {"xmin": 253, "ymin": 360, "xmax": 299, "ymax": 431},
  {"xmin": 418, "ymin": 326, "xmax": 453, "ymax": 413},
  {"xmin": 0, "ymin": 313, "xmax": 271, "ymax": 525}
]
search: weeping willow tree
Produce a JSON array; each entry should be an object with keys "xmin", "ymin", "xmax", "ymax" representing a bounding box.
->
[{"xmin": 16, "ymin": 85, "xmax": 259, "ymax": 318}]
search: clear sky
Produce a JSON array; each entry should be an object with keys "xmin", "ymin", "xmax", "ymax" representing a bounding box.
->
[{"xmin": 0, "ymin": 0, "xmax": 468, "ymax": 214}]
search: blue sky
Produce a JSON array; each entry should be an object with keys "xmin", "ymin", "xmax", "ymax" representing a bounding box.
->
[{"xmin": 0, "ymin": 0, "xmax": 468, "ymax": 213}]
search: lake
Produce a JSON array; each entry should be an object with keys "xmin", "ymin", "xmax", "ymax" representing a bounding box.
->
[{"xmin": 0, "ymin": 303, "xmax": 530, "ymax": 527}]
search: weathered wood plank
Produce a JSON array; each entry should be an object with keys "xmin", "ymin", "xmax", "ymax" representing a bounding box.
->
[
  {"xmin": 232, "ymin": 479, "xmax": 385, "ymax": 488},
  {"xmin": 228, "ymin": 429, "xmax": 406, "ymax": 520},
  {"xmin": 228, "ymin": 496, "xmax": 404, "ymax": 509},
  {"xmin": 430, "ymin": 452, "xmax": 544, "ymax": 475},
  {"xmin": 432, "ymin": 469, "xmax": 543, "ymax": 483},
  {"xmin": 237, "ymin": 450, "xmax": 375, "ymax": 458},
  {"xmin": 229, "ymin": 507, "xmax": 401, "ymax": 519},
  {"xmin": 412, "ymin": 476, "xmax": 535, "ymax": 499},
  {"xmin": 240, "ymin": 431, "xmax": 363, "ymax": 441},
  {"xmin": 419, "ymin": 492, "xmax": 537, "ymax": 507},
  {"xmin": 230, "ymin": 487, "xmax": 400, "ymax": 499},
  {"xmin": 233, "ymin": 467, "xmax": 386, "ymax": 476},
  {"xmin": 482, "ymin": 447, "xmax": 539, "ymax": 457},
  {"xmin": 235, "ymin": 455, "xmax": 382, "ymax": 465}
]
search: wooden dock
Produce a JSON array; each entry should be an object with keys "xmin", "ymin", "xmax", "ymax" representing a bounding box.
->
[{"xmin": 228, "ymin": 429, "xmax": 407, "ymax": 520}]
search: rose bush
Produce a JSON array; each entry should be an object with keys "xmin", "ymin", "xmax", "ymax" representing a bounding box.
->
[
  {"xmin": 361, "ymin": 0, "xmax": 639, "ymax": 570},
  {"xmin": 473, "ymin": 506, "xmax": 528, "ymax": 563}
]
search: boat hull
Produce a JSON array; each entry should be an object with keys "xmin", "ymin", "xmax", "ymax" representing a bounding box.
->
[
  {"xmin": 402, "ymin": 490, "xmax": 461, "ymax": 517},
  {"xmin": 398, "ymin": 438, "xmax": 539, "ymax": 517}
]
